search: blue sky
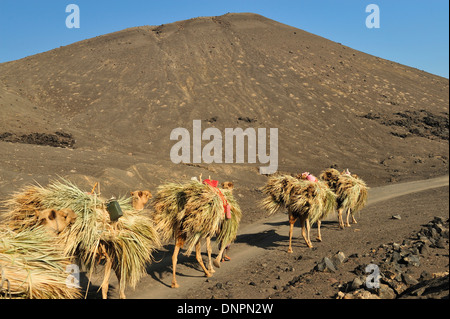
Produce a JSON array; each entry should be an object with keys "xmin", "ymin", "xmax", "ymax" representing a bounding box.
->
[{"xmin": 0, "ymin": 0, "xmax": 448, "ymax": 78}]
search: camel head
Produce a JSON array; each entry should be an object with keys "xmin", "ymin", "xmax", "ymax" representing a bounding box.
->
[
  {"xmin": 222, "ymin": 182, "xmax": 234, "ymax": 191},
  {"xmin": 320, "ymin": 168, "xmax": 341, "ymax": 182},
  {"xmin": 131, "ymin": 190, "xmax": 152, "ymax": 210},
  {"xmin": 36, "ymin": 208, "xmax": 77, "ymax": 235}
]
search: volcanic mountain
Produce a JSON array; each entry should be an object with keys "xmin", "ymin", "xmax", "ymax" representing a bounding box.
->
[{"xmin": 0, "ymin": 13, "xmax": 448, "ymax": 223}]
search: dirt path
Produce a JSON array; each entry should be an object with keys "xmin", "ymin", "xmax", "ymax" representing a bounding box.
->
[{"xmin": 111, "ymin": 175, "xmax": 448, "ymax": 299}]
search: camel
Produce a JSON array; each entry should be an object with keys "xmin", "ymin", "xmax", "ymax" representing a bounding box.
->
[
  {"xmin": 130, "ymin": 190, "xmax": 152, "ymax": 210},
  {"xmin": 296, "ymin": 172, "xmax": 333, "ymax": 242},
  {"xmin": 217, "ymin": 182, "xmax": 234, "ymax": 263},
  {"xmin": 320, "ymin": 168, "xmax": 368, "ymax": 229},
  {"xmin": 261, "ymin": 175, "xmax": 335, "ymax": 253},
  {"xmin": 222, "ymin": 181, "xmax": 234, "ymax": 190},
  {"xmin": 33, "ymin": 207, "xmax": 129, "ymax": 299},
  {"xmin": 4, "ymin": 180, "xmax": 160, "ymax": 300},
  {"xmin": 36, "ymin": 208, "xmax": 77, "ymax": 235},
  {"xmin": 152, "ymin": 175, "xmax": 241, "ymax": 288}
]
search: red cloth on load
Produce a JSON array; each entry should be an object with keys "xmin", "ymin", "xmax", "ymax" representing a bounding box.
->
[{"xmin": 203, "ymin": 179, "xmax": 231, "ymax": 219}]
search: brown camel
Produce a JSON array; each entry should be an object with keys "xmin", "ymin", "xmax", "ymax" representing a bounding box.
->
[
  {"xmin": 153, "ymin": 175, "xmax": 241, "ymax": 288},
  {"xmin": 36, "ymin": 208, "xmax": 77, "ymax": 235},
  {"xmin": 320, "ymin": 168, "xmax": 369, "ymax": 229},
  {"xmin": 130, "ymin": 190, "xmax": 152, "ymax": 210}
]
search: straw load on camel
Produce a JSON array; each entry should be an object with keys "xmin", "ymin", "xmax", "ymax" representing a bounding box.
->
[
  {"xmin": 261, "ymin": 174, "xmax": 336, "ymax": 253},
  {"xmin": 0, "ymin": 226, "xmax": 82, "ymax": 299},
  {"xmin": 319, "ymin": 168, "xmax": 369, "ymax": 229},
  {"xmin": 152, "ymin": 177, "xmax": 241, "ymax": 288},
  {"xmin": 296, "ymin": 172, "xmax": 334, "ymax": 242},
  {"xmin": 3, "ymin": 179, "xmax": 161, "ymax": 299}
]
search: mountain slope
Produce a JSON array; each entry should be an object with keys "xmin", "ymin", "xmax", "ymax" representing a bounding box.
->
[{"xmin": 0, "ymin": 13, "xmax": 448, "ymax": 216}]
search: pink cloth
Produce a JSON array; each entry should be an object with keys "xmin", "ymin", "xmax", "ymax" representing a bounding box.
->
[
  {"xmin": 301, "ymin": 172, "xmax": 318, "ymax": 182},
  {"xmin": 225, "ymin": 204, "xmax": 231, "ymax": 219}
]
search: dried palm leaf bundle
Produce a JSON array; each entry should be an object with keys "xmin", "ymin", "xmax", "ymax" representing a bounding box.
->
[
  {"xmin": 151, "ymin": 182, "xmax": 186, "ymax": 244},
  {"xmin": 310, "ymin": 180, "xmax": 338, "ymax": 224},
  {"xmin": 261, "ymin": 175, "xmax": 336, "ymax": 224},
  {"xmin": 320, "ymin": 168, "xmax": 369, "ymax": 228},
  {"xmin": 0, "ymin": 226, "xmax": 81, "ymax": 299},
  {"xmin": 320, "ymin": 169, "xmax": 369, "ymax": 213},
  {"xmin": 2, "ymin": 179, "xmax": 161, "ymax": 292},
  {"xmin": 215, "ymin": 188, "xmax": 242, "ymax": 248},
  {"xmin": 152, "ymin": 180, "xmax": 241, "ymax": 255},
  {"xmin": 261, "ymin": 174, "xmax": 336, "ymax": 251},
  {"xmin": 260, "ymin": 175, "xmax": 299, "ymax": 216},
  {"xmin": 319, "ymin": 168, "xmax": 341, "ymax": 192},
  {"xmin": 335, "ymin": 175, "xmax": 369, "ymax": 214}
]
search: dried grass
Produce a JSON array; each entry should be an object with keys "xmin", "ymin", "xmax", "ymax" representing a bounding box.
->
[
  {"xmin": 0, "ymin": 226, "xmax": 81, "ymax": 299},
  {"xmin": 152, "ymin": 180, "xmax": 241, "ymax": 255},
  {"xmin": 261, "ymin": 174, "xmax": 336, "ymax": 224},
  {"xmin": 320, "ymin": 169, "xmax": 369, "ymax": 213},
  {"xmin": 2, "ymin": 178, "xmax": 161, "ymax": 292}
]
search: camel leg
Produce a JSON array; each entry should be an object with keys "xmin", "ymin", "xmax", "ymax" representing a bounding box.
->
[
  {"xmin": 195, "ymin": 241, "xmax": 212, "ymax": 278},
  {"xmin": 288, "ymin": 214, "xmax": 297, "ymax": 253},
  {"xmin": 306, "ymin": 218, "xmax": 312, "ymax": 246},
  {"xmin": 300, "ymin": 215, "xmax": 313, "ymax": 248},
  {"xmin": 114, "ymin": 266, "xmax": 126, "ymax": 299},
  {"xmin": 206, "ymin": 237, "xmax": 215, "ymax": 274},
  {"xmin": 213, "ymin": 243, "xmax": 228, "ymax": 268},
  {"xmin": 351, "ymin": 211, "xmax": 358, "ymax": 224},
  {"xmin": 316, "ymin": 220, "xmax": 322, "ymax": 242},
  {"xmin": 100, "ymin": 253, "xmax": 112, "ymax": 299},
  {"xmin": 171, "ymin": 237, "xmax": 184, "ymax": 288},
  {"xmin": 337, "ymin": 208, "xmax": 345, "ymax": 229},
  {"xmin": 345, "ymin": 209, "xmax": 352, "ymax": 227}
]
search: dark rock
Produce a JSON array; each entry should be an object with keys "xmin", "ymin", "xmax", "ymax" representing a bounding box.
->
[
  {"xmin": 379, "ymin": 262, "xmax": 402, "ymax": 279},
  {"xmin": 402, "ymin": 254, "xmax": 420, "ymax": 267},
  {"xmin": 352, "ymin": 264, "xmax": 366, "ymax": 276},
  {"xmin": 340, "ymin": 289, "xmax": 380, "ymax": 299},
  {"xmin": 418, "ymin": 241, "xmax": 430, "ymax": 255},
  {"xmin": 382, "ymin": 277, "xmax": 407, "ymax": 295},
  {"xmin": 402, "ymin": 239, "xmax": 412, "ymax": 246},
  {"xmin": 432, "ymin": 237, "xmax": 446, "ymax": 248},
  {"xmin": 350, "ymin": 277, "xmax": 364, "ymax": 291},
  {"xmin": 315, "ymin": 257, "xmax": 336, "ymax": 273},
  {"xmin": 377, "ymin": 283, "xmax": 396, "ymax": 299},
  {"xmin": 402, "ymin": 273, "xmax": 419, "ymax": 286},
  {"xmin": 408, "ymin": 246, "xmax": 419, "ymax": 255},
  {"xmin": 399, "ymin": 275, "xmax": 449, "ymax": 299},
  {"xmin": 332, "ymin": 251, "xmax": 347, "ymax": 265},
  {"xmin": 391, "ymin": 251, "xmax": 401, "ymax": 263},
  {"xmin": 430, "ymin": 227, "xmax": 440, "ymax": 240},
  {"xmin": 420, "ymin": 271, "xmax": 433, "ymax": 281},
  {"xmin": 432, "ymin": 216, "xmax": 445, "ymax": 225}
]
